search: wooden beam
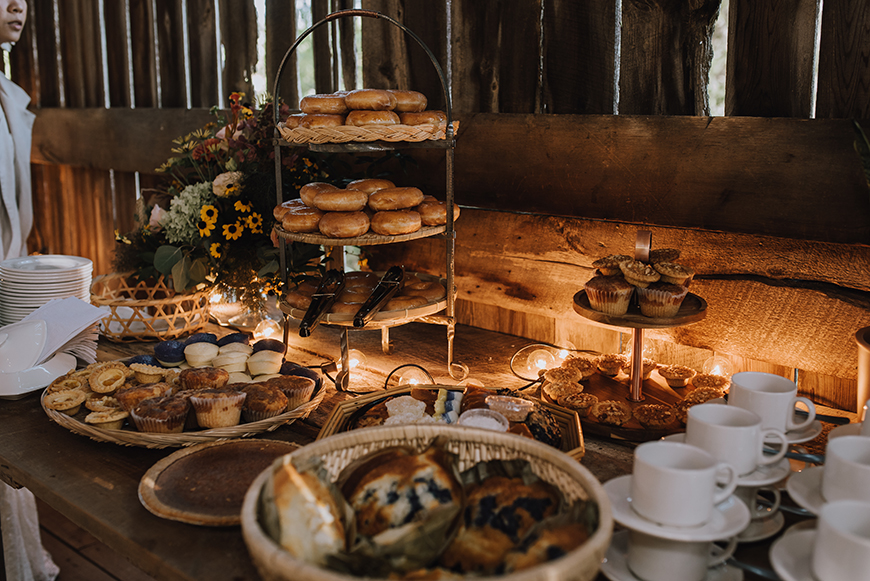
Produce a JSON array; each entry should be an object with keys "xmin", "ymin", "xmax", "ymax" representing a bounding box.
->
[{"xmin": 816, "ymin": 0, "xmax": 870, "ymax": 119}]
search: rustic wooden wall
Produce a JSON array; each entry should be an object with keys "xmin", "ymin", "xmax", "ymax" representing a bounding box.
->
[{"xmin": 7, "ymin": 0, "xmax": 870, "ymax": 410}]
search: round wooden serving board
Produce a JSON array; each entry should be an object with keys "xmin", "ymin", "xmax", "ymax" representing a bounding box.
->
[{"xmin": 572, "ymin": 290, "xmax": 707, "ymax": 330}]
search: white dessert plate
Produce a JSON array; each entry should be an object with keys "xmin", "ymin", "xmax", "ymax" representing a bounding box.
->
[
  {"xmin": 0, "ymin": 352, "xmax": 76, "ymax": 399},
  {"xmin": 769, "ymin": 418, "xmax": 822, "ymax": 445},
  {"xmin": 828, "ymin": 422, "xmax": 863, "ymax": 439},
  {"xmin": 0, "ymin": 254, "xmax": 92, "ymax": 274},
  {"xmin": 0, "ymin": 320, "xmax": 46, "ymax": 372},
  {"xmin": 604, "ymin": 475, "xmax": 751, "ymax": 542},
  {"xmin": 0, "ymin": 279, "xmax": 90, "ymax": 290},
  {"xmin": 737, "ymin": 510, "xmax": 785, "ymax": 543},
  {"xmin": 662, "ymin": 434, "xmax": 792, "ymax": 487},
  {"xmin": 785, "ymin": 465, "xmax": 824, "ymax": 516},
  {"xmin": 601, "ymin": 530, "xmax": 744, "ymax": 581},
  {"xmin": 769, "ymin": 529, "xmax": 815, "ymax": 581}
]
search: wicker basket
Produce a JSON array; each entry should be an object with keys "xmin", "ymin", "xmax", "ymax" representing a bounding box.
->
[
  {"xmin": 90, "ymin": 273, "xmax": 210, "ymax": 342},
  {"xmin": 241, "ymin": 425, "xmax": 612, "ymax": 581},
  {"xmin": 276, "ymin": 121, "xmax": 458, "ymax": 144}
]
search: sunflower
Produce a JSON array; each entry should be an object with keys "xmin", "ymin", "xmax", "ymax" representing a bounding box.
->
[
  {"xmin": 223, "ymin": 222, "xmax": 244, "ymax": 241},
  {"xmin": 209, "ymin": 242, "xmax": 222, "ymax": 259},
  {"xmin": 234, "ymin": 200, "xmax": 252, "ymax": 213},
  {"xmin": 200, "ymin": 205, "xmax": 218, "ymax": 222},
  {"xmin": 197, "ymin": 219, "xmax": 215, "ymax": 237},
  {"xmin": 245, "ymin": 212, "xmax": 263, "ymax": 234}
]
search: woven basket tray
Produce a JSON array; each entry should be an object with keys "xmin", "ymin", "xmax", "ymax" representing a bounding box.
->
[
  {"xmin": 241, "ymin": 424, "xmax": 612, "ymax": 581},
  {"xmin": 90, "ymin": 273, "xmax": 210, "ymax": 342},
  {"xmin": 277, "ymin": 121, "xmax": 458, "ymax": 144}
]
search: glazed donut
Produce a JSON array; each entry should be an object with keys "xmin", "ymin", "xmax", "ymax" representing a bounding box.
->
[
  {"xmin": 416, "ymin": 201, "xmax": 460, "ymax": 226},
  {"xmin": 344, "ymin": 89, "xmax": 398, "ymax": 111},
  {"xmin": 297, "ymin": 279, "xmax": 319, "ymax": 294},
  {"xmin": 344, "ymin": 271, "xmax": 379, "ymax": 288},
  {"xmin": 370, "ymin": 210, "xmax": 422, "ymax": 236},
  {"xmin": 345, "ymin": 110, "xmax": 400, "ymax": 127},
  {"xmin": 399, "ymin": 110, "xmax": 447, "ymax": 127},
  {"xmin": 283, "ymin": 113, "xmax": 306, "ymax": 129},
  {"xmin": 402, "ymin": 281, "xmax": 447, "ymax": 302},
  {"xmin": 384, "ymin": 295, "xmax": 428, "ymax": 311},
  {"xmin": 318, "ymin": 211, "xmax": 370, "ymax": 238},
  {"xmin": 346, "ymin": 178, "xmax": 395, "ymax": 195},
  {"xmin": 284, "ymin": 289, "xmax": 313, "ymax": 310},
  {"xmin": 420, "ymin": 195, "xmax": 438, "ymax": 204},
  {"xmin": 388, "ymin": 90, "xmax": 428, "ymax": 112},
  {"xmin": 337, "ymin": 287, "xmax": 371, "ymax": 303},
  {"xmin": 300, "ymin": 93, "xmax": 349, "ymax": 115},
  {"xmin": 330, "ymin": 301, "xmax": 364, "ymax": 314},
  {"xmin": 280, "ymin": 203, "xmax": 324, "ymax": 233},
  {"xmin": 274, "ymin": 198, "xmax": 305, "ymax": 221},
  {"xmin": 299, "ymin": 182, "xmax": 338, "ymax": 207},
  {"xmin": 402, "ymin": 274, "xmax": 423, "ymax": 288},
  {"xmin": 312, "ymin": 189, "xmax": 368, "ymax": 212},
  {"xmin": 301, "ymin": 114, "xmax": 346, "ymax": 128},
  {"xmin": 368, "ymin": 187, "xmax": 425, "ymax": 211}
]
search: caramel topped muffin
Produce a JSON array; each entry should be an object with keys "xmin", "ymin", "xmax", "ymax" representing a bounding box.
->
[
  {"xmin": 542, "ymin": 381, "xmax": 581, "ymax": 402},
  {"xmin": 683, "ymin": 386, "xmax": 726, "ymax": 404},
  {"xmin": 265, "ymin": 376, "xmax": 316, "ymax": 409},
  {"xmin": 658, "ymin": 364, "xmax": 697, "ymax": 387},
  {"xmin": 692, "ymin": 373, "xmax": 730, "ymax": 392},
  {"xmin": 596, "ymin": 353, "xmax": 628, "ymax": 377},
  {"xmin": 619, "ymin": 260, "xmax": 661, "ymax": 288},
  {"xmin": 178, "ymin": 366, "xmax": 230, "ymax": 391},
  {"xmin": 634, "ymin": 404, "xmax": 676, "ymax": 429},
  {"xmin": 585, "ymin": 275, "xmax": 634, "ymax": 316},
  {"xmin": 637, "ymin": 282, "xmax": 689, "ymax": 318},
  {"xmin": 653, "ymin": 261, "xmax": 695, "ymax": 286},
  {"xmin": 130, "ymin": 396, "xmax": 190, "ymax": 433},
  {"xmin": 115, "ymin": 382, "xmax": 172, "ymax": 412},
  {"xmin": 188, "ymin": 389, "xmax": 246, "ymax": 428},
  {"xmin": 241, "ymin": 384, "xmax": 288, "ymax": 422},
  {"xmin": 592, "ymin": 254, "xmax": 633, "ymax": 276},
  {"xmin": 557, "ymin": 393, "xmax": 598, "ymax": 417},
  {"xmin": 648, "ymin": 248, "xmax": 681, "ymax": 263},
  {"xmin": 543, "ymin": 366, "xmax": 581, "ymax": 385},
  {"xmin": 561, "ymin": 356, "xmax": 598, "ymax": 379},
  {"xmin": 590, "ymin": 400, "xmax": 632, "ymax": 426}
]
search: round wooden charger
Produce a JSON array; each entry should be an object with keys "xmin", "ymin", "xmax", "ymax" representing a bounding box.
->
[
  {"xmin": 138, "ymin": 439, "xmax": 298, "ymax": 526},
  {"xmin": 572, "ymin": 290, "xmax": 707, "ymax": 330}
]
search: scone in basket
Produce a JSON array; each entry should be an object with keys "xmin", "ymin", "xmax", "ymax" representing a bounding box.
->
[
  {"xmin": 90, "ymin": 272, "xmax": 210, "ymax": 342},
  {"xmin": 241, "ymin": 424, "xmax": 613, "ymax": 581}
]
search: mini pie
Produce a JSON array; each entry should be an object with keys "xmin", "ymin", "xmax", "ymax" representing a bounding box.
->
[
  {"xmin": 561, "ymin": 356, "xmax": 598, "ymax": 379},
  {"xmin": 85, "ymin": 394, "xmax": 123, "ymax": 413},
  {"xmin": 619, "ymin": 260, "xmax": 661, "ymax": 288},
  {"xmin": 658, "ymin": 364, "xmax": 697, "ymax": 387},
  {"xmin": 44, "ymin": 390, "xmax": 87, "ymax": 415},
  {"xmin": 543, "ymin": 366, "xmax": 581, "ymax": 385},
  {"xmin": 592, "ymin": 254, "xmax": 633, "ymax": 276},
  {"xmin": 129, "ymin": 363, "xmax": 165, "ymax": 384},
  {"xmin": 633, "ymin": 404, "xmax": 676, "ymax": 429},
  {"xmin": 596, "ymin": 353, "xmax": 627, "ymax": 377},
  {"xmin": 84, "ymin": 409, "xmax": 129, "ymax": 430},
  {"xmin": 692, "ymin": 373, "xmax": 730, "ymax": 391},
  {"xmin": 648, "ymin": 248, "xmax": 681, "ymax": 263},
  {"xmin": 683, "ymin": 386, "xmax": 726, "ymax": 404},
  {"xmin": 89, "ymin": 366, "xmax": 127, "ymax": 394},
  {"xmin": 590, "ymin": 400, "xmax": 632, "ymax": 426},
  {"xmin": 557, "ymin": 393, "xmax": 598, "ymax": 417},
  {"xmin": 542, "ymin": 381, "xmax": 581, "ymax": 402},
  {"xmin": 46, "ymin": 374, "xmax": 86, "ymax": 394}
]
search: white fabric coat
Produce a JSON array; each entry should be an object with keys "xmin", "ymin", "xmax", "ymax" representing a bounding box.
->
[{"xmin": 0, "ymin": 70, "xmax": 35, "ymax": 261}]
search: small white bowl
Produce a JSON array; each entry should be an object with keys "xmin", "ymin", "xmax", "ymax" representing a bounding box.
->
[{"xmin": 458, "ymin": 408, "xmax": 510, "ymax": 432}]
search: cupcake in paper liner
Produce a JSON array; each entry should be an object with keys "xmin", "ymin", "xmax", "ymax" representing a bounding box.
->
[
  {"xmin": 636, "ymin": 281, "xmax": 689, "ymax": 318},
  {"xmin": 188, "ymin": 389, "xmax": 246, "ymax": 428},
  {"xmin": 265, "ymin": 375, "xmax": 316, "ymax": 410},
  {"xmin": 584, "ymin": 275, "xmax": 634, "ymax": 316},
  {"xmin": 130, "ymin": 396, "xmax": 190, "ymax": 433},
  {"xmin": 241, "ymin": 383, "xmax": 288, "ymax": 422}
]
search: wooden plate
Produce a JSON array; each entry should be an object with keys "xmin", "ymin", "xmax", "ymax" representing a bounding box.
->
[
  {"xmin": 138, "ymin": 439, "xmax": 298, "ymax": 526},
  {"xmin": 572, "ymin": 290, "xmax": 707, "ymax": 329}
]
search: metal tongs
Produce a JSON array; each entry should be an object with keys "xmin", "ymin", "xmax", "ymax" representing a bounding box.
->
[
  {"xmin": 353, "ymin": 266, "xmax": 405, "ymax": 328},
  {"xmin": 298, "ymin": 269, "xmax": 346, "ymax": 337}
]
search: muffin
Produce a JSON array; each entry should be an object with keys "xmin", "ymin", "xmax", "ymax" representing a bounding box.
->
[
  {"xmin": 130, "ymin": 396, "xmax": 190, "ymax": 433},
  {"xmin": 241, "ymin": 383, "xmax": 289, "ymax": 422},
  {"xmin": 188, "ymin": 389, "xmax": 247, "ymax": 428},
  {"xmin": 265, "ymin": 375, "xmax": 315, "ymax": 409},
  {"xmin": 653, "ymin": 261, "xmax": 695, "ymax": 286},
  {"xmin": 619, "ymin": 260, "xmax": 661, "ymax": 288},
  {"xmin": 556, "ymin": 392, "xmax": 598, "ymax": 417},
  {"xmin": 591, "ymin": 254, "xmax": 632, "ymax": 276},
  {"xmin": 178, "ymin": 366, "xmax": 230, "ymax": 391},
  {"xmin": 636, "ymin": 282, "xmax": 689, "ymax": 318},
  {"xmin": 596, "ymin": 353, "xmax": 627, "ymax": 376},
  {"xmin": 590, "ymin": 400, "xmax": 632, "ymax": 426},
  {"xmin": 658, "ymin": 364, "xmax": 697, "ymax": 387},
  {"xmin": 648, "ymin": 248, "xmax": 681, "ymax": 263},
  {"xmin": 622, "ymin": 357, "xmax": 658, "ymax": 380},
  {"xmin": 633, "ymin": 404, "xmax": 676, "ymax": 429},
  {"xmin": 584, "ymin": 275, "xmax": 634, "ymax": 316},
  {"xmin": 561, "ymin": 356, "xmax": 598, "ymax": 380},
  {"xmin": 44, "ymin": 390, "xmax": 87, "ymax": 416},
  {"xmin": 692, "ymin": 373, "xmax": 730, "ymax": 392},
  {"xmin": 115, "ymin": 383, "xmax": 172, "ymax": 412}
]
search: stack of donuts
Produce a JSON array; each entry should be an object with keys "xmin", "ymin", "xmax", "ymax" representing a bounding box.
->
[
  {"xmin": 284, "ymin": 270, "xmax": 448, "ymax": 315},
  {"xmin": 274, "ymin": 177, "xmax": 460, "ymax": 238},
  {"xmin": 285, "ymin": 88, "xmax": 447, "ymax": 130}
]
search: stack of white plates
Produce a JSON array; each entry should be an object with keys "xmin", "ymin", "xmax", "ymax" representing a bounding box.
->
[{"xmin": 0, "ymin": 255, "xmax": 93, "ymax": 325}]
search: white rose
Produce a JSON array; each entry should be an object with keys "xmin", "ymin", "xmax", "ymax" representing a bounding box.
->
[
  {"xmin": 150, "ymin": 205, "xmax": 168, "ymax": 231},
  {"xmin": 213, "ymin": 171, "xmax": 244, "ymax": 197}
]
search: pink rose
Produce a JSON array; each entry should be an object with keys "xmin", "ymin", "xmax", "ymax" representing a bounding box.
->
[{"xmin": 149, "ymin": 205, "xmax": 167, "ymax": 231}]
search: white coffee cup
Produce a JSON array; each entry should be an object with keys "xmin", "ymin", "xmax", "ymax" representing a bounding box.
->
[
  {"xmin": 821, "ymin": 435, "xmax": 870, "ymax": 503},
  {"xmin": 734, "ymin": 485, "xmax": 781, "ymax": 520},
  {"xmin": 728, "ymin": 371, "xmax": 816, "ymax": 432},
  {"xmin": 686, "ymin": 403, "xmax": 788, "ymax": 476},
  {"xmin": 860, "ymin": 399, "xmax": 870, "ymax": 435},
  {"xmin": 812, "ymin": 500, "xmax": 870, "ymax": 581},
  {"xmin": 627, "ymin": 530, "xmax": 737, "ymax": 581},
  {"xmin": 630, "ymin": 441, "xmax": 738, "ymax": 528}
]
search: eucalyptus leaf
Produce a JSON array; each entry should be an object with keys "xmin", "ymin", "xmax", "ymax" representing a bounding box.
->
[
  {"xmin": 171, "ymin": 256, "xmax": 191, "ymax": 292},
  {"xmin": 189, "ymin": 258, "xmax": 209, "ymax": 285},
  {"xmin": 154, "ymin": 245, "xmax": 184, "ymax": 275}
]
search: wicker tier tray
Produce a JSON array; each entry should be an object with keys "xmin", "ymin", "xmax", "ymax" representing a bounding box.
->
[
  {"xmin": 273, "ymin": 224, "xmax": 446, "ymax": 246},
  {"xmin": 241, "ymin": 424, "xmax": 611, "ymax": 581},
  {"xmin": 41, "ymin": 388, "xmax": 326, "ymax": 449},
  {"xmin": 277, "ymin": 121, "xmax": 458, "ymax": 144}
]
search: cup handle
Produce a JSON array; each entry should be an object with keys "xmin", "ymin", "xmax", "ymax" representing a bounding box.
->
[
  {"xmin": 787, "ymin": 397, "xmax": 816, "ymax": 431},
  {"xmin": 713, "ymin": 463, "xmax": 738, "ymax": 505},
  {"xmin": 758, "ymin": 429, "xmax": 788, "ymax": 465},
  {"xmin": 753, "ymin": 486, "xmax": 781, "ymax": 519},
  {"xmin": 708, "ymin": 536, "xmax": 738, "ymax": 567}
]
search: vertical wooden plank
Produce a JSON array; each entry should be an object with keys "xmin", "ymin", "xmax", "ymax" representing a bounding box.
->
[
  {"xmin": 542, "ymin": 0, "xmax": 618, "ymax": 115},
  {"xmin": 103, "ymin": 0, "xmax": 133, "ymax": 107},
  {"xmin": 726, "ymin": 0, "xmax": 820, "ymax": 118},
  {"xmin": 32, "ymin": 0, "xmax": 62, "ymax": 107},
  {"xmin": 311, "ymin": 0, "xmax": 333, "ymax": 94},
  {"xmin": 218, "ymin": 0, "xmax": 256, "ymax": 100},
  {"xmin": 816, "ymin": 1, "xmax": 870, "ymax": 119},
  {"xmin": 58, "ymin": 0, "xmax": 104, "ymax": 108},
  {"xmin": 799, "ymin": 371, "xmax": 857, "ymax": 412},
  {"xmin": 155, "ymin": 0, "xmax": 186, "ymax": 107},
  {"xmin": 402, "ymin": 1, "xmax": 448, "ymax": 110},
  {"xmin": 335, "ymin": 0, "xmax": 356, "ymax": 91},
  {"xmin": 129, "ymin": 0, "xmax": 158, "ymax": 107},
  {"xmin": 265, "ymin": 0, "xmax": 297, "ymax": 105},
  {"xmin": 187, "ymin": 0, "xmax": 219, "ymax": 107},
  {"xmin": 619, "ymin": 0, "xmax": 721, "ymax": 116},
  {"xmin": 360, "ymin": 0, "xmax": 409, "ymax": 90}
]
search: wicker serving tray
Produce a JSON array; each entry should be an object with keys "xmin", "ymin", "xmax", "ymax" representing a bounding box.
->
[
  {"xmin": 277, "ymin": 121, "xmax": 458, "ymax": 144},
  {"xmin": 273, "ymin": 224, "xmax": 446, "ymax": 246},
  {"xmin": 241, "ymin": 424, "xmax": 611, "ymax": 581},
  {"xmin": 41, "ymin": 388, "xmax": 326, "ymax": 449}
]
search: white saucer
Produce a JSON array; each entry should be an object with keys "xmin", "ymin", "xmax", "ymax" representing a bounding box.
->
[
  {"xmin": 782, "ymin": 519, "xmax": 816, "ymax": 537},
  {"xmin": 737, "ymin": 510, "xmax": 785, "ymax": 543},
  {"xmin": 601, "ymin": 530, "xmax": 744, "ymax": 581},
  {"xmin": 769, "ymin": 529, "xmax": 816, "ymax": 581},
  {"xmin": 785, "ymin": 465, "xmax": 824, "ymax": 516},
  {"xmin": 776, "ymin": 419, "xmax": 823, "ymax": 445},
  {"xmin": 661, "ymin": 434, "xmax": 792, "ymax": 487},
  {"xmin": 604, "ymin": 475, "xmax": 751, "ymax": 542},
  {"xmin": 0, "ymin": 254, "xmax": 92, "ymax": 274},
  {"xmin": 829, "ymin": 422, "xmax": 863, "ymax": 439}
]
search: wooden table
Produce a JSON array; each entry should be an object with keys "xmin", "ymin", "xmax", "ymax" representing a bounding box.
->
[{"xmin": 0, "ymin": 319, "xmax": 845, "ymax": 581}]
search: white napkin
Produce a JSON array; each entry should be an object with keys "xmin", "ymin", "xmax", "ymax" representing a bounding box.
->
[{"xmin": 20, "ymin": 297, "xmax": 107, "ymax": 365}]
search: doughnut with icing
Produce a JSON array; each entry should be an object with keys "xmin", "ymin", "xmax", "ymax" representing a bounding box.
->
[
  {"xmin": 370, "ymin": 210, "xmax": 422, "ymax": 236},
  {"xmin": 416, "ymin": 200, "xmax": 461, "ymax": 226},
  {"xmin": 329, "ymin": 301, "xmax": 365, "ymax": 314},
  {"xmin": 402, "ymin": 281, "xmax": 446, "ymax": 302},
  {"xmin": 299, "ymin": 93, "xmax": 349, "ymax": 115},
  {"xmin": 345, "ymin": 110, "xmax": 400, "ymax": 126},
  {"xmin": 344, "ymin": 89, "xmax": 398, "ymax": 111},
  {"xmin": 384, "ymin": 295, "xmax": 428, "ymax": 311},
  {"xmin": 344, "ymin": 271, "xmax": 379, "ymax": 286},
  {"xmin": 388, "ymin": 90, "xmax": 428, "ymax": 112},
  {"xmin": 311, "ymin": 189, "xmax": 368, "ymax": 212},
  {"xmin": 300, "ymin": 114, "xmax": 346, "ymax": 128},
  {"xmin": 346, "ymin": 178, "xmax": 395, "ymax": 195},
  {"xmin": 368, "ymin": 187, "xmax": 424, "ymax": 211},
  {"xmin": 299, "ymin": 182, "xmax": 338, "ymax": 207},
  {"xmin": 337, "ymin": 286, "xmax": 371, "ymax": 304},
  {"xmin": 280, "ymin": 203, "xmax": 324, "ymax": 233},
  {"xmin": 274, "ymin": 198, "xmax": 306, "ymax": 221},
  {"xmin": 318, "ymin": 211, "xmax": 370, "ymax": 238},
  {"xmin": 399, "ymin": 110, "xmax": 447, "ymax": 127}
]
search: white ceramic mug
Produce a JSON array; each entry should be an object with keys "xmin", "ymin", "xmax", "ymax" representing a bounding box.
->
[
  {"xmin": 821, "ymin": 435, "xmax": 870, "ymax": 503},
  {"xmin": 728, "ymin": 371, "xmax": 816, "ymax": 432},
  {"xmin": 860, "ymin": 399, "xmax": 870, "ymax": 435},
  {"xmin": 734, "ymin": 485, "xmax": 781, "ymax": 520},
  {"xmin": 627, "ymin": 530, "xmax": 737, "ymax": 581},
  {"xmin": 630, "ymin": 441, "xmax": 738, "ymax": 528},
  {"xmin": 686, "ymin": 403, "xmax": 788, "ymax": 476},
  {"xmin": 812, "ymin": 500, "xmax": 870, "ymax": 581}
]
